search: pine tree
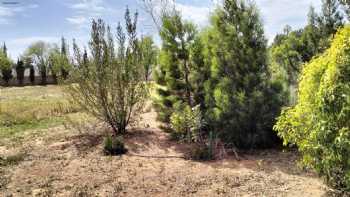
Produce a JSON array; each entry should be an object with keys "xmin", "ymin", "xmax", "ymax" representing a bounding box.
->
[
  {"xmin": 302, "ymin": 6, "xmax": 322, "ymax": 57},
  {"xmin": 154, "ymin": 11, "xmax": 199, "ymax": 122},
  {"xmin": 204, "ymin": 0, "xmax": 283, "ymax": 148},
  {"xmin": 139, "ymin": 36, "xmax": 158, "ymax": 81},
  {"xmin": 318, "ymin": 0, "xmax": 343, "ymax": 39}
]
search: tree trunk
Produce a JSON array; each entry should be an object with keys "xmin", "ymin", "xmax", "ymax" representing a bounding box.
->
[{"xmin": 184, "ymin": 60, "xmax": 192, "ymax": 107}]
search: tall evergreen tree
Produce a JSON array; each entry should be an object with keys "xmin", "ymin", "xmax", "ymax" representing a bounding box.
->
[
  {"xmin": 302, "ymin": 6, "xmax": 322, "ymax": 57},
  {"xmin": 318, "ymin": 0, "xmax": 343, "ymax": 39},
  {"xmin": 15, "ymin": 59, "xmax": 25, "ymax": 85},
  {"xmin": 154, "ymin": 11, "xmax": 201, "ymax": 122},
  {"xmin": 0, "ymin": 47, "xmax": 13, "ymax": 85},
  {"xmin": 60, "ymin": 37, "xmax": 70, "ymax": 79},
  {"xmin": 204, "ymin": 0, "xmax": 283, "ymax": 148},
  {"xmin": 139, "ymin": 36, "xmax": 158, "ymax": 81},
  {"xmin": 2, "ymin": 42, "xmax": 7, "ymax": 58}
]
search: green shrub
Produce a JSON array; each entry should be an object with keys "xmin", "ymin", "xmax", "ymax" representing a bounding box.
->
[
  {"xmin": 274, "ymin": 26, "xmax": 350, "ymax": 191},
  {"xmin": 1, "ymin": 68, "xmax": 12, "ymax": 85},
  {"xmin": 170, "ymin": 104, "xmax": 202, "ymax": 143},
  {"xmin": 0, "ymin": 51, "xmax": 13, "ymax": 85},
  {"xmin": 15, "ymin": 60, "xmax": 25, "ymax": 85},
  {"xmin": 104, "ymin": 136, "xmax": 127, "ymax": 156},
  {"xmin": 67, "ymin": 9, "xmax": 148, "ymax": 135},
  {"xmin": 190, "ymin": 144, "xmax": 213, "ymax": 161}
]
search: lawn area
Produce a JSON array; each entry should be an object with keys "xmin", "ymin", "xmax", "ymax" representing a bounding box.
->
[
  {"xmin": 0, "ymin": 85, "xmax": 82, "ymax": 141},
  {"xmin": 0, "ymin": 85, "xmax": 329, "ymax": 196}
]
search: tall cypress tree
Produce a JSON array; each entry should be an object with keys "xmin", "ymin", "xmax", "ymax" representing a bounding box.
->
[
  {"xmin": 0, "ymin": 42, "xmax": 13, "ymax": 85},
  {"xmin": 15, "ymin": 58, "xmax": 25, "ymax": 85},
  {"xmin": 2, "ymin": 42, "xmax": 7, "ymax": 57},
  {"xmin": 60, "ymin": 37, "xmax": 69, "ymax": 79},
  {"xmin": 204, "ymin": 0, "xmax": 283, "ymax": 148}
]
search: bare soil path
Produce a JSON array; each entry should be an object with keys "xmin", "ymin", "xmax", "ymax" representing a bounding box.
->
[{"xmin": 0, "ymin": 108, "xmax": 328, "ymax": 196}]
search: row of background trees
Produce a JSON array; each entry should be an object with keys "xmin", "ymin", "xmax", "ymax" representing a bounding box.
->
[
  {"xmin": 0, "ymin": 38, "xmax": 70, "ymax": 85},
  {"xmin": 0, "ymin": 35, "xmax": 158, "ymax": 86}
]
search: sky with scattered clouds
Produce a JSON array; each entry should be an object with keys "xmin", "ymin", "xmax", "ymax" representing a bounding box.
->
[{"xmin": 0, "ymin": 0, "xmax": 322, "ymax": 59}]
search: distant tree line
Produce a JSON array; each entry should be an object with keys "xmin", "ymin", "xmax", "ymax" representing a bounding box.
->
[{"xmin": 0, "ymin": 38, "xmax": 72, "ymax": 86}]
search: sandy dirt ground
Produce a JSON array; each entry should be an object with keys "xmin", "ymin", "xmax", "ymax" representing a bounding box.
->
[{"xmin": 0, "ymin": 108, "xmax": 328, "ymax": 197}]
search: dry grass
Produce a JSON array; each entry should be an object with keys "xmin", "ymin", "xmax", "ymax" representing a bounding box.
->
[
  {"xmin": 0, "ymin": 85, "xmax": 329, "ymax": 196},
  {"xmin": 0, "ymin": 85, "xmax": 81, "ymax": 140}
]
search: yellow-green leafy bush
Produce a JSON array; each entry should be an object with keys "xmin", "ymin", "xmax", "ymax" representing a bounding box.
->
[{"xmin": 274, "ymin": 26, "xmax": 350, "ymax": 191}]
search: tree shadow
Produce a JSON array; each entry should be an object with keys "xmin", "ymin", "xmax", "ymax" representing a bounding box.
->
[
  {"xmin": 123, "ymin": 126, "xmax": 318, "ymax": 178},
  {"xmin": 69, "ymin": 132, "xmax": 104, "ymax": 155},
  {"xmin": 124, "ymin": 127, "xmax": 191, "ymax": 158}
]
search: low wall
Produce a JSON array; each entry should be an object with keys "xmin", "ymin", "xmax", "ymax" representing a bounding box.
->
[{"xmin": 0, "ymin": 76, "xmax": 57, "ymax": 87}]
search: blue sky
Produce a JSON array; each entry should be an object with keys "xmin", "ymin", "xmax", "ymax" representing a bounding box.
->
[{"xmin": 0, "ymin": 0, "xmax": 321, "ymax": 59}]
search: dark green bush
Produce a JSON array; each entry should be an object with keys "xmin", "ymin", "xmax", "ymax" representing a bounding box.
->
[
  {"xmin": 190, "ymin": 144, "xmax": 213, "ymax": 161},
  {"xmin": 1, "ymin": 68, "xmax": 12, "ymax": 85},
  {"xmin": 15, "ymin": 60, "xmax": 25, "ymax": 85},
  {"xmin": 104, "ymin": 136, "xmax": 127, "ymax": 156},
  {"xmin": 29, "ymin": 66, "xmax": 35, "ymax": 84},
  {"xmin": 0, "ymin": 51, "xmax": 13, "ymax": 85}
]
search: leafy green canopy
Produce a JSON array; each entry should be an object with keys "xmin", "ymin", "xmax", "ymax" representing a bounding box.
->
[
  {"xmin": 275, "ymin": 26, "xmax": 350, "ymax": 191},
  {"xmin": 0, "ymin": 51, "xmax": 12, "ymax": 70},
  {"xmin": 204, "ymin": 0, "xmax": 284, "ymax": 149}
]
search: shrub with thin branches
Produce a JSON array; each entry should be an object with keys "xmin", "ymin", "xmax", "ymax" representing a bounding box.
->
[{"xmin": 66, "ymin": 8, "xmax": 148, "ymax": 135}]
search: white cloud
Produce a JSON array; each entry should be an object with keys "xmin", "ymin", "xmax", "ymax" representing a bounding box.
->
[
  {"xmin": 177, "ymin": 0, "xmax": 323, "ymax": 41},
  {"xmin": 255, "ymin": 0, "xmax": 322, "ymax": 40},
  {"xmin": 0, "ymin": 6, "xmax": 14, "ymax": 17},
  {"xmin": 0, "ymin": 3, "xmax": 39, "ymax": 25},
  {"xmin": 66, "ymin": 16, "xmax": 88, "ymax": 25},
  {"xmin": 70, "ymin": 0, "xmax": 105, "ymax": 13},
  {"xmin": 176, "ymin": 3, "xmax": 210, "ymax": 27},
  {"xmin": 66, "ymin": 0, "xmax": 114, "ymax": 27}
]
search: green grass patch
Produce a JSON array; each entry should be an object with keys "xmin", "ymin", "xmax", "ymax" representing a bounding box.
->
[
  {"xmin": 0, "ymin": 85, "xmax": 81, "ymax": 140},
  {"xmin": 0, "ymin": 116, "xmax": 66, "ymax": 139}
]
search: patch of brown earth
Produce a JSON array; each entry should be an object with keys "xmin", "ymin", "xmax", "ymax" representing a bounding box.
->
[{"xmin": 0, "ymin": 109, "xmax": 328, "ymax": 196}]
